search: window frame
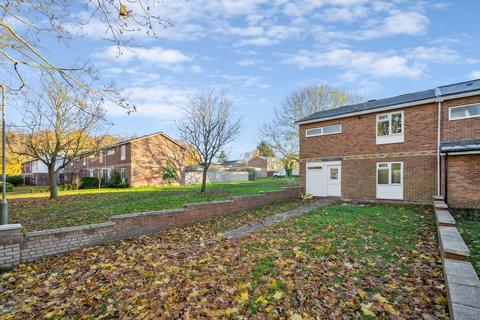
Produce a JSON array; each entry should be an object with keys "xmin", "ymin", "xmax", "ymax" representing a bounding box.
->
[
  {"xmin": 448, "ymin": 103, "xmax": 480, "ymax": 121},
  {"xmin": 120, "ymin": 145, "xmax": 126, "ymax": 160},
  {"xmin": 107, "ymin": 148, "xmax": 115, "ymax": 155},
  {"xmin": 376, "ymin": 111, "xmax": 404, "ymax": 137},
  {"xmin": 305, "ymin": 124, "xmax": 342, "ymax": 137},
  {"xmin": 99, "ymin": 150, "xmax": 104, "ymax": 163},
  {"xmin": 376, "ymin": 162, "xmax": 403, "ymax": 186},
  {"xmin": 376, "ymin": 111, "xmax": 404, "ymax": 145},
  {"xmin": 120, "ymin": 167, "xmax": 126, "ymax": 181}
]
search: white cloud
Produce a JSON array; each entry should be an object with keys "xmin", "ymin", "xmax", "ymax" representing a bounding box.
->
[
  {"xmin": 236, "ymin": 59, "xmax": 263, "ymax": 66},
  {"xmin": 282, "ymin": 49, "xmax": 424, "ymax": 78},
  {"xmin": 357, "ymin": 10, "xmax": 429, "ymax": 39},
  {"xmin": 95, "ymin": 46, "xmax": 191, "ymax": 71},
  {"xmin": 105, "ymin": 84, "xmax": 194, "ymax": 120},
  {"xmin": 471, "ymin": 71, "xmax": 480, "ymax": 79},
  {"xmin": 406, "ymin": 46, "xmax": 460, "ymax": 63}
]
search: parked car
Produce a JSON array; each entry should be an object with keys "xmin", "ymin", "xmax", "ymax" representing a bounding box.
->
[{"xmin": 273, "ymin": 169, "xmax": 287, "ymax": 178}]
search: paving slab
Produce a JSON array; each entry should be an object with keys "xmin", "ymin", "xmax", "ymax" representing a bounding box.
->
[
  {"xmin": 434, "ymin": 201, "xmax": 448, "ymax": 209},
  {"xmin": 435, "ymin": 209, "xmax": 456, "ymax": 226},
  {"xmin": 448, "ymin": 282, "xmax": 480, "ymax": 308},
  {"xmin": 223, "ymin": 201, "xmax": 329, "ymax": 239},
  {"xmin": 439, "ymin": 227, "xmax": 470, "ymax": 257},
  {"xmin": 450, "ymin": 303, "xmax": 480, "ymax": 320}
]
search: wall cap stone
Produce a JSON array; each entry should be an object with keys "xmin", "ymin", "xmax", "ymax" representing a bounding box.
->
[
  {"xmin": 184, "ymin": 200, "xmax": 234, "ymax": 207},
  {"xmin": 439, "ymin": 226, "xmax": 470, "ymax": 257},
  {"xmin": 0, "ymin": 224, "xmax": 22, "ymax": 231},
  {"xmin": 112, "ymin": 209, "xmax": 185, "ymax": 220},
  {"xmin": 26, "ymin": 222, "xmax": 115, "ymax": 238}
]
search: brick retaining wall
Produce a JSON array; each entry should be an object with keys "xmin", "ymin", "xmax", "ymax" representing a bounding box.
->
[{"xmin": 0, "ymin": 186, "xmax": 302, "ymax": 270}]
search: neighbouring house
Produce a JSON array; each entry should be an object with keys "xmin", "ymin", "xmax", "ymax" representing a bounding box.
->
[
  {"xmin": 247, "ymin": 156, "xmax": 283, "ymax": 177},
  {"xmin": 297, "ymin": 78, "xmax": 480, "ymax": 208},
  {"xmin": 21, "ymin": 132, "xmax": 188, "ymax": 187},
  {"xmin": 62, "ymin": 132, "xmax": 188, "ymax": 187},
  {"xmin": 22, "ymin": 159, "xmax": 63, "ymax": 186}
]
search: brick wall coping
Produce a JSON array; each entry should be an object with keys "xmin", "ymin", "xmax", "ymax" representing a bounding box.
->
[
  {"xmin": 111, "ymin": 208, "xmax": 185, "ymax": 220},
  {"xmin": 184, "ymin": 199, "xmax": 234, "ymax": 207},
  {"xmin": 439, "ymin": 226, "xmax": 470, "ymax": 257},
  {"xmin": 25, "ymin": 222, "xmax": 116, "ymax": 238},
  {"xmin": 0, "ymin": 224, "xmax": 22, "ymax": 231},
  {"xmin": 231, "ymin": 194, "xmax": 264, "ymax": 200},
  {"xmin": 432, "ymin": 197, "xmax": 480, "ymax": 320}
]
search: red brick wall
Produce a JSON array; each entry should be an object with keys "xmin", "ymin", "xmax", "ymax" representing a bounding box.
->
[
  {"xmin": 1, "ymin": 186, "xmax": 302, "ymax": 269},
  {"xmin": 446, "ymin": 154, "xmax": 480, "ymax": 208},
  {"xmin": 299, "ymin": 102, "xmax": 438, "ymax": 160},
  {"xmin": 442, "ymin": 96, "xmax": 480, "ymax": 142},
  {"xmin": 340, "ymin": 155, "xmax": 435, "ymax": 203},
  {"xmin": 130, "ymin": 134, "xmax": 187, "ymax": 187}
]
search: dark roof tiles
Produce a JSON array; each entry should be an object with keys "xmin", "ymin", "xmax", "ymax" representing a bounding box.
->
[{"xmin": 297, "ymin": 78, "xmax": 480, "ymax": 123}]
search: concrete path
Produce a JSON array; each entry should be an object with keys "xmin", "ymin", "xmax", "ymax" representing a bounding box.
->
[{"xmin": 223, "ymin": 201, "xmax": 330, "ymax": 239}]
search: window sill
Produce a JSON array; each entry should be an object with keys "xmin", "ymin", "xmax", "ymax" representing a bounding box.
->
[{"xmin": 376, "ymin": 134, "xmax": 404, "ymax": 145}]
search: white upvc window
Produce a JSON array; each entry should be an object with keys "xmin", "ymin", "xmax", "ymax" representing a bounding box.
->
[
  {"xmin": 376, "ymin": 111, "xmax": 404, "ymax": 144},
  {"xmin": 82, "ymin": 157, "xmax": 87, "ymax": 166},
  {"xmin": 120, "ymin": 167, "xmax": 126, "ymax": 181},
  {"xmin": 449, "ymin": 103, "xmax": 480, "ymax": 120},
  {"xmin": 376, "ymin": 161, "xmax": 403, "ymax": 200},
  {"xmin": 377, "ymin": 162, "xmax": 403, "ymax": 185},
  {"xmin": 99, "ymin": 150, "xmax": 104, "ymax": 163},
  {"xmin": 107, "ymin": 148, "xmax": 115, "ymax": 155},
  {"xmin": 120, "ymin": 145, "xmax": 126, "ymax": 160},
  {"xmin": 305, "ymin": 124, "xmax": 342, "ymax": 137}
]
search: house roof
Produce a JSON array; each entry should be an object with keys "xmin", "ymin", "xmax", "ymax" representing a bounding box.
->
[
  {"xmin": 296, "ymin": 78, "xmax": 480, "ymax": 124},
  {"xmin": 440, "ymin": 139, "xmax": 480, "ymax": 153},
  {"xmin": 99, "ymin": 131, "xmax": 187, "ymax": 151}
]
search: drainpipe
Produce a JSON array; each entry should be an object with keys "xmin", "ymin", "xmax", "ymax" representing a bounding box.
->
[{"xmin": 434, "ymin": 88, "xmax": 443, "ymax": 196}]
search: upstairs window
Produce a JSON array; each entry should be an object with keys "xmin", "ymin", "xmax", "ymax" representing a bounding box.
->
[
  {"xmin": 99, "ymin": 150, "xmax": 104, "ymax": 163},
  {"xmin": 82, "ymin": 158, "xmax": 86, "ymax": 166},
  {"xmin": 120, "ymin": 145, "xmax": 126, "ymax": 160},
  {"xmin": 376, "ymin": 111, "xmax": 404, "ymax": 144},
  {"xmin": 449, "ymin": 103, "xmax": 480, "ymax": 120},
  {"xmin": 107, "ymin": 148, "xmax": 115, "ymax": 155},
  {"xmin": 305, "ymin": 124, "xmax": 342, "ymax": 137}
]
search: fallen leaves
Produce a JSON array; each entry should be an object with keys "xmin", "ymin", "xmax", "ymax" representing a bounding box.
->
[{"xmin": 0, "ymin": 204, "xmax": 449, "ymax": 318}]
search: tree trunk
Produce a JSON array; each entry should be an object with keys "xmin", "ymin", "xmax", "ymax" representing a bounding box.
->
[
  {"xmin": 201, "ymin": 166, "xmax": 208, "ymax": 192},
  {"xmin": 284, "ymin": 164, "xmax": 292, "ymax": 177},
  {"xmin": 48, "ymin": 166, "xmax": 58, "ymax": 199}
]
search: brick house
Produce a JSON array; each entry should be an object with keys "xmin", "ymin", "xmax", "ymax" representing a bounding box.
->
[
  {"xmin": 62, "ymin": 132, "xmax": 188, "ymax": 187},
  {"xmin": 297, "ymin": 79, "xmax": 480, "ymax": 208},
  {"xmin": 21, "ymin": 159, "xmax": 58, "ymax": 186}
]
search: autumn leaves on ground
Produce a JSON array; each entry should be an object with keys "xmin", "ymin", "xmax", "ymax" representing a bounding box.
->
[{"xmin": 0, "ymin": 203, "xmax": 447, "ymax": 319}]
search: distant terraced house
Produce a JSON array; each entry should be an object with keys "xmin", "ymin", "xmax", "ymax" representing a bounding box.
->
[
  {"xmin": 297, "ymin": 78, "xmax": 480, "ymax": 208},
  {"xmin": 22, "ymin": 132, "xmax": 189, "ymax": 187}
]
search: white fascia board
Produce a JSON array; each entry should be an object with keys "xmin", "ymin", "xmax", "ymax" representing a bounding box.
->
[{"xmin": 296, "ymin": 90, "xmax": 480, "ymax": 126}]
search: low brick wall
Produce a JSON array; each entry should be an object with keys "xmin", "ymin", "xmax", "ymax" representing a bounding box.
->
[{"xmin": 0, "ymin": 186, "xmax": 302, "ymax": 270}]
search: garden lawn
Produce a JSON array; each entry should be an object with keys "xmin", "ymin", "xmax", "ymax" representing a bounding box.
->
[
  {"xmin": 8, "ymin": 177, "xmax": 298, "ymax": 231},
  {"xmin": 455, "ymin": 215, "xmax": 480, "ymax": 276},
  {"xmin": 0, "ymin": 203, "xmax": 448, "ymax": 319}
]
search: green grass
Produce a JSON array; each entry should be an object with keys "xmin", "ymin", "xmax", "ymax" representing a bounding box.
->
[
  {"xmin": 0, "ymin": 203, "xmax": 447, "ymax": 318},
  {"xmin": 454, "ymin": 209, "xmax": 480, "ymax": 276},
  {"xmin": 9, "ymin": 177, "xmax": 299, "ymax": 231}
]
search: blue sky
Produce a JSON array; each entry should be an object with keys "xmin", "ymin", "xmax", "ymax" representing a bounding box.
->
[{"xmin": 9, "ymin": 0, "xmax": 480, "ymax": 159}]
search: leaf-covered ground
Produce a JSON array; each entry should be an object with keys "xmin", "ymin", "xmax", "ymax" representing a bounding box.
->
[
  {"xmin": 8, "ymin": 177, "xmax": 298, "ymax": 231},
  {"xmin": 0, "ymin": 203, "xmax": 448, "ymax": 319}
]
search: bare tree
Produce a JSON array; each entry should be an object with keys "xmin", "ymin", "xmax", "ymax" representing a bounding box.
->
[
  {"xmin": 261, "ymin": 84, "xmax": 362, "ymax": 176},
  {"xmin": 0, "ymin": 1, "xmax": 172, "ymax": 111},
  {"xmin": 178, "ymin": 88, "xmax": 241, "ymax": 192},
  {"xmin": 10, "ymin": 80, "xmax": 105, "ymax": 199}
]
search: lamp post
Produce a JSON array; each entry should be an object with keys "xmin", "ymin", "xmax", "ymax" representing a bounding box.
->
[{"xmin": 1, "ymin": 84, "xmax": 7, "ymax": 225}]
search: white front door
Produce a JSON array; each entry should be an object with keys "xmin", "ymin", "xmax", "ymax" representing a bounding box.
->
[
  {"xmin": 327, "ymin": 165, "xmax": 341, "ymax": 196},
  {"xmin": 306, "ymin": 161, "xmax": 341, "ymax": 197}
]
